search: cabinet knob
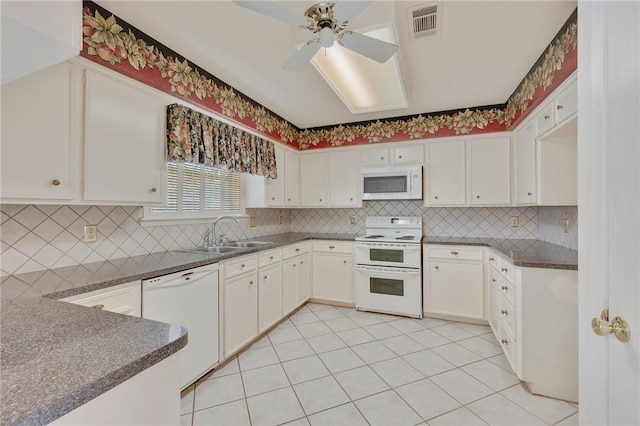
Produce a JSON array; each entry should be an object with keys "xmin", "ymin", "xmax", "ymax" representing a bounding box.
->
[
  {"xmin": 329, "ymin": 245, "xmax": 335, "ymax": 249},
  {"xmin": 492, "ymin": 279, "xmax": 497, "ymax": 283},
  {"xmin": 501, "ymin": 310, "xmax": 509, "ymax": 316},
  {"xmin": 295, "ymin": 248, "xmax": 300, "ymax": 252},
  {"xmin": 544, "ymin": 114, "xmax": 550, "ymax": 120},
  {"xmin": 270, "ymin": 256, "xmax": 274, "ymax": 260},
  {"xmin": 300, "ymin": 261, "xmax": 304, "ymax": 265},
  {"xmin": 264, "ymin": 275, "xmax": 267, "ymax": 280},
  {"xmin": 293, "ymin": 264, "xmax": 297, "ymax": 268},
  {"xmin": 91, "ymin": 304, "xmax": 105, "ymax": 310},
  {"xmin": 380, "ymin": 156, "xmax": 384, "ymax": 160},
  {"xmin": 557, "ymin": 104, "xmax": 564, "ymax": 110},
  {"xmin": 434, "ymin": 195, "xmax": 438, "ymax": 200},
  {"xmin": 398, "ymin": 155, "xmax": 403, "ymax": 159},
  {"xmin": 450, "ymin": 251, "xmax": 459, "ymax": 255},
  {"xmin": 501, "ymin": 339, "xmax": 509, "ymax": 345},
  {"xmin": 350, "ymin": 198, "xmax": 353, "ymax": 201},
  {"xmin": 489, "ymin": 257, "xmax": 494, "ymax": 261},
  {"xmin": 501, "ymin": 286, "xmax": 508, "ymax": 291},
  {"xmin": 434, "ymin": 266, "xmax": 439, "ymax": 270},
  {"xmin": 51, "ymin": 179, "xmax": 61, "ymax": 186},
  {"xmin": 319, "ymin": 198, "xmax": 322, "ymax": 202},
  {"xmin": 241, "ymin": 264, "xmax": 245, "ymax": 268},
  {"xmin": 476, "ymin": 195, "xmax": 480, "ymax": 199},
  {"xmin": 343, "ymin": 260, "xmax": 347, "ymax": 264},
  {"xmin": 150, "ymin": 187, "xmax": 157, "ymax": 193},
  {"xmin": 272, "ymin": 197, "xmax": 275, "ymax": 200},
  {"xmin": 249, "ymin": 280, "xmax": 254, "ymax": 285},
  {"xmin": 502, "ymin": 267, "xmax": 508, "ymax": 273}
]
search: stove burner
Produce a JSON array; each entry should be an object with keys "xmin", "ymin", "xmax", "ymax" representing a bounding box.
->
[
  {"xmin": 364, "ymin": 235, "xmax": 385, "ymax": 239},
  {"xmin": 395, "ymin": 236, "xmax": 415, "ymax": 240}
]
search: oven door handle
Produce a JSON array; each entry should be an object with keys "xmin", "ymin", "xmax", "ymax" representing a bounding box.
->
[{"xmin": 356, "ymin": 264, "xmax": 421, "ymax": 275}]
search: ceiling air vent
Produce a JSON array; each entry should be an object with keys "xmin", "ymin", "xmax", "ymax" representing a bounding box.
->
[{"xmin": 408, "ymin": 2, "xmax": 439, "ymax": 39}]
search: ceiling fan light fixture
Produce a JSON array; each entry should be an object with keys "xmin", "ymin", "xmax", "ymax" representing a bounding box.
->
[{"xmin": 319, "ymin": 26, "xmax": 334, "ymax": 48}]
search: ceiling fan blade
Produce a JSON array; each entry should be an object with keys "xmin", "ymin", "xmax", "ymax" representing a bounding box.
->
[
  {"xmin": 339, "ymin": 31, "xmax": 399, "ymax": 63},
  {"xmin": 332, "ymin": 0, "xmax": 373, "ymax": 22},
  {"xmin": 233, "ymin": 0, "xmax": 310, "ymax": 27},
  {"xmin": 283, "ymin": 40, "xmax": 322, "ymax": 70}
]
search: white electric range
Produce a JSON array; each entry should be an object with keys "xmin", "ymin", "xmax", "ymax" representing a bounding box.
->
[{"xmin": 355, "ymin": 216, "xmax": 423, "ymax": 318}]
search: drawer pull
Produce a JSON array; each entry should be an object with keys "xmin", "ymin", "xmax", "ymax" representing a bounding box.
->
[
  {"xmin": 501, "ymin": 339, "xmax": 509, "ymax": 345},
  {"xmin": 329, "ymin": 245, "xmax": 335, "ymax": 249},
  {"xmin": 380, "ymin": 156, "xmax": 384, "ymax": 160},
  {"xmin": 52, "ymin": 179, "xmax": 61, "ymax": 186},
  {"xmin": 293, "ymin": 264, "xmax": 297, "ymax": 268},
  {"xmin": 501, "ymin": 267, "xmax": 508, "ymax": 273},
  {"xmin": 476, "ymin": 195, "xmax": 481, "ymax": 199},
  {"xmin": 295, "ymin": 248, "xmax": 300, "ymax": 252},
  {"xmin": 434, "ymin": 195, "xmax": 438, "ymax": 200},
  {"xmin": 492, "ymin": 279, "xmax": 497, "ymax": 283},
  {"xmin": 249, "ymin": 281, "xmax": 254, "ymax": 285},
  {"xmin": 350, "ymin": 198, "xmax": 353, "ymax": 201},
  {"xmin": 434, "ymin": 266, "xmax": 439, "ymax": 270},
  {"xmin": 300, "ymin": 261, "xmax": 304, "ymax": 265},
  {"xmin": 271, "ymin": 197, "xmax": 275, "ymax": 200},
  {"xmin": 528, "ymin": 192, "xmax": 533, "ymax": 196},
  {"xmin": 501, "ymin": 286, "xmax": 509, "ymax": 291},
  {"xmin": 544, "ymin": 114, "xmax": 550, "ymax": 120},
  {"xmin": 501, "ymin": 310, "xmax": 509, "ymax": 316},
  {"xmin": 288, "ymin": 198, "xmax": 291, "ymax": 201},
  {"xmin": 92, "ymin": 304, "xmax": 105, "ymax": 310},
  {"xmin": 319, "ymin": 198, "xmax": 322, "ymax": 202},
  {"xmin": 343, "ymin": 260, "xmax": 347, "ymax": 264},
  {"xmin": 263, "ymin": 276, "xmax": 267, "ymax": 280},
  {"xmin": 241, "ymin": 264, "xmax": 245, "ymax": 268},
  {"xmin": 150, "ymin": 187, "xmax": 157, "ymax": 193},
  {"xmin": 398, "ymin": 155, "xmax": 403, "ymax": 159},
  {"xmin": 557, "ymin": 104, "xmax": 564, "ymax": 111},
  {"xmin": 489, "ymin": 257, "xmax": 495, "ymax": 261},
  {"xmin": 270, "ymin": 256, "xmax": 274, "ymax": 260},
  {"xmin": 450, "ymin": 251, "xmax": 459, "ymax": 255}
]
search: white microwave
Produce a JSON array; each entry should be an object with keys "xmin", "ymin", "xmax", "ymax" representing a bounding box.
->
[{"xmin": 361, "ymin": 165, "xmax": 423, "ymax": 200}]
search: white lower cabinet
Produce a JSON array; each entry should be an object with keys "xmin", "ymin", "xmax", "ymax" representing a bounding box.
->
[
  {"xmin": 61, "ymin": 281, "xmax": 141, "ymax": 317},
  {"xmin": 258, "ymin": 249, "xmax": 283, "ymax": 333},
  {"xmin": 282, "ymin": 243, "xmax": 310, "ymax": 315},
  {"xmin": 311, "ymin": 241, "xmax": 354, "ymax": 304},
  {"xmin": 222, "ymin": 254, "xmax": 258, "ymax": 358},
  {"xmin": 424, "ymin": 246, "xmax": 484, "ymax": 320}
]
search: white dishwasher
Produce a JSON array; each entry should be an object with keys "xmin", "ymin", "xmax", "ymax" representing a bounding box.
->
[{"xmin": 142, "ymin": 264, "xmax": 219, "ymax": 389}]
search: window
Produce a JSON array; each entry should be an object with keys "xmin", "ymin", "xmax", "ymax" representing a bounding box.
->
[{"xmin": 144, "ymin": 162, "xmax": 241, "ymax": 222}]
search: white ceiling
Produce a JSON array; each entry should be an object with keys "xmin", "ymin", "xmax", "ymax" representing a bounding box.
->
[{"xmin": 95, "ymin": 0, "xmax": 577, "ymax": 129}]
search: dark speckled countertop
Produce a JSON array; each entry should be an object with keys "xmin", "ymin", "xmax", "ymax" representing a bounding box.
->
[
  {"xmin": 0, "ymin": 232, "xmax": 354, "ymax": 425},
  {"xmin": 424, "ymin": 237, "xmax": 578, "ymax": 270},
  {"xmin": 0, "ymin": 232, "xmax": 574, "ymax": 424}
]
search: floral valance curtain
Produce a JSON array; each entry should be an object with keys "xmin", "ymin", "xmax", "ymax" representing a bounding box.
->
[{"xmin": 167, "ymin": 104, "xmax": 277, "ymax": 178}]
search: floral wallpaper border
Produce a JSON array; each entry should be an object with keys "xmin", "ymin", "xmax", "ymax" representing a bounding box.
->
[{"xmin": 80, "ymin": 1, "xmax": 577, "ymax": 151}]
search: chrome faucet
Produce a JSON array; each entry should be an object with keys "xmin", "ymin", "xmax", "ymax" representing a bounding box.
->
[{"xmin": 212, "ymin": 216, "xmax": 240, "ymax": 246}]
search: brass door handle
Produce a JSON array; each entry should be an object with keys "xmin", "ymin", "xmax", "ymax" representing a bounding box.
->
[{"xmin": 592, "ymin": 309, "xmax": 630, "ymax": 342}]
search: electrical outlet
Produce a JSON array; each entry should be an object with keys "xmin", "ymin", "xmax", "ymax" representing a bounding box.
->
[
  {"xmin": 510, "ymin": 216, "xmax": 519, "ymax": 227},
  {"xmin": 84, "ymin": 225, "xmax": 97, "ymax": 243},
  {"xmin": 563, "ymin": 218, "xmax": 570, "ymax": 233},
  {"xmin": 278, "ymin": 215, "xmax": 283, "ymax": 224},
  {"xmin": 249, "ymin": 216, "xmax": 257, "ymax": 227},
  {"xmin": 350, "ymin": 216, "xmax": 356, "ymax": 225}
]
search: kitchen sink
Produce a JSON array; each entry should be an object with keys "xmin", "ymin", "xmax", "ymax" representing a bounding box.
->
[
  {"xmin": 180, "ymin": 246, "xmax": 241, "ymax": 254},
  {"xmin": 226, "ymin": 241, "xmax": 273, "ymax": 248}
]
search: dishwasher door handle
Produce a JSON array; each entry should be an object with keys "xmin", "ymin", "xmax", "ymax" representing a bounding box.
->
[{"xmin": 144, "ymin": 270, "xmax": 216, "ymax": 290}]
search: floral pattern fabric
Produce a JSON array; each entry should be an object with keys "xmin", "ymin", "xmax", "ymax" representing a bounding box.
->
[{"xmin": 167, "ymin": 104, "xmax": 277, "ymax": 178}]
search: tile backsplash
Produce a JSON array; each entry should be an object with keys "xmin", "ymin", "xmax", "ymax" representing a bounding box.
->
[{"xmin": 1, "ymin": 202, "xmax": 576, "ymax": 277}]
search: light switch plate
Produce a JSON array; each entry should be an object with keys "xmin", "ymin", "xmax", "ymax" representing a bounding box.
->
[
  {"xmin": 350, "ymin": 216, "xmax": 356, "ymax": 225},
  {"xmin": 84, "ymin": 225, "xmax": 97, "ymax": 242},
  {"xmin": 510, "ymin": 216, "xmax": 519, "ymax": 227}
]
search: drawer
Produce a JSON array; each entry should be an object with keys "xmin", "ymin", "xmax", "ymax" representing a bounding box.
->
[
  {"xmin": 282, "ymin": 242, "xmax": 310, "ymax": 259},
  {"xmin": 485, "ymin": 249, "xmax": 499, "ymax": 269},
  {"xmin": 258, "ymin": 249, "xmax": 282, "ymax": 268},
  {"xmin": 360, "ymin": 147, "xmax": 390, "ymax": 166},
  {"xmin": 392, "ymin": 144, "xmax": 424, "ymax": 164},
  {"xmin": 498, "ymin": 322, "xmax": 517, "ymax": 373},
  {"xmin": 428, "ymin": 246, "xmax": 484, "ymax": 261},
  {"xmin": 535, "ymin": 104, "xmax": 555, "ymax": 136},
  {"xmin": 312, "ymin": 241, "xmax": 353, "ymax": 254},
  {"xmin": 224, "ymin": 254, "xmax": 257, "ymax": 278},
  {"xmin": 499, "ymin": 292, "xmax": 517, "ymax": 339},
  {"xmin": 61, "ymin": 281, "xmax": 141, "ymax": 317},
  {"xmin": 498, "ymin": 274, "xmax": 516, "ymax": 306},
  {"xmin": 497, "ymin": 258, "xmax": 516, "ymax": 282}
]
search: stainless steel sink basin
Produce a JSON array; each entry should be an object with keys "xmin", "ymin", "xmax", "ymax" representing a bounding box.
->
[
  {"xmin": 181, "ymin": 246, "xmax": 241, "ymax": 254},
  {"xmin": 227, "ymin": 241, "xmax": 273, "ymax": 248}
]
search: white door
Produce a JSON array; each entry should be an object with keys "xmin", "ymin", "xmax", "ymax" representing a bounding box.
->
[
  {"xmin": 428, "ymin": 140, "xmax": 466, "ymax": 205},
  {"xmin": 329, "ymin": 150, "xmax": 360, "ymax": 207},
  {"xmin": 266, "ymin": 144, "xmax": 285, "ymax": 206},
  {"xmin": 300, "ymin": 153, "xmax": 329, "ymax": 207},
  {"xmin": 469, "ymin": 137, "xmax": 511, "ymax": 205},
  {"xmin": 579, "ymin": 2, "xmax": 640, "ymax": 424},
  {"xmin": 284, "ymin": 150, "xmax": 299, "ymax": 207}
]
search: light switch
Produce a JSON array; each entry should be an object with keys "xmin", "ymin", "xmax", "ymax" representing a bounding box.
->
[
  {"xmin": 249, "ymin": 216, "xmax": 257, "ymax": 227},
  {"xmin": 84, "ymin": 225, "xmax": 97, "ymax": 242},
  {"xmin": 350, "ymin": 216, "xmax": 356, "ymax": 225},
  {"xmin": 563, "ymin": 218, "xmax": 570, "ymax": 233}
]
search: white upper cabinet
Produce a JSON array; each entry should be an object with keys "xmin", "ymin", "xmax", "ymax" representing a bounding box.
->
[
  {"xmin": 360, "ymin": 147, "xmax": 390, "ymax": 166},
  {"xmin": 284, "ymin": 149, "xmax": 300, "ymax": 207},
  {"xmin": 427, "ymin": 140, "xmax": 466, "ymax": 206},
  {"xmin": 266, "ymin": 144, "xmax": 285, "ymax": 206},
  {"xmin": 329, "ymin": 150, "xmax": 361, "ymax": 207},
  {"xmin": 1, "ymin": 62, "xmax": 76, "ymax": 202},
  {"xmin": 83, "ymin": 69, "xmax": 166, "ymax": 205},
  {"xmin": 535, "ymin": 77, "xmax": 577, "ymax": 137},
  {"xmin": 1, "ymin": 1, "xmax": 81, "ymax": 84},
  {"xmin": 300, "ymin": 153, "xmax": 329, "ymax": 207},
  {"xmin": 469, "ymin": 137, "xmax": 511, "ymax": 205},
  {"xmin": 392, "ymin": 144, "xmax": 425, "ymax": 165},
  {"xmin": 514, "ymin": 122, "xmax": 537, "ymax": 204}
]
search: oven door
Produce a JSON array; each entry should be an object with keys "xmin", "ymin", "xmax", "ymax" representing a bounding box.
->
[
  {"xmin": 355, "ymin": 265, "xmax": 422, "ymax": 318},
  {"xmin": 355, "ymin": 242, "xmax": 421, "ymax": 268}
]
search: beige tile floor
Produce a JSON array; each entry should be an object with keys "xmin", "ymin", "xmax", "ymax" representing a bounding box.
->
[{"xmin": 181, "ymin": 303, "xmax": 579, "ymax": 426}]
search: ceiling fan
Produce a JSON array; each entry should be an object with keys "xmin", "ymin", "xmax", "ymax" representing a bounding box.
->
[{"xmin": 233, "ymin": 1, "xmax": 399, "ymax": 70}]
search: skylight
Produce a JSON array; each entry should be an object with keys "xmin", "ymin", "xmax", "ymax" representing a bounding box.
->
[{"xmin": 311, "ymin": 25, "xmax": 407, "ymax": 114}]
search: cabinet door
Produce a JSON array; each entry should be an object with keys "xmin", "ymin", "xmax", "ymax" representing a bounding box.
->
[
  {"xmin": 282, "ymin": 257, "xmax": 298, "ymax": 315},
  {"xmin": 487, "ymin": 267, "xmax": 501, "ymax": 331},
  {"xmin": 266, "ymin": 144, "xmax": 285, "ymax": 206},
  {"xmin": 258, "ymin": 263, "xmax": 282, "ymax": 333},
  {"xmin": 312, "ymin": 253, "xmax": 353, "ymax": 304},
  {"xmin": 284, "ymin": 150, "xmax": 299, "ymax": 207},
  {"xmin": 296, "ymin": 253, "xmax": 310, "ymax": 305},
  {"xmin": 428, "ymin": 260, "xmax": 484, "ymax": 319},
  {"xmin": 393, "ymin": 144, "xmax": 425, "ymax": 165},
  {"xmin": 555, "ymin": 79, "xmax": 577, "ymax": 125},
  {"xmin": 300, "ymin": 153, "xmax": 329, "ymax": 207},
  {"xmin": 61, "ymin": 281, "xmax": 141, "ymax": 317},
  {"xmin": 360, "ymin": 147, "xmax": 389, "ymax": 166},
  {"xmin": 470, "ymin": 137, "xmax": 511, "ymax": 205},
  {"xmin": 1, "ymin": 62, "xmax": 75, "ymax": 201},
  {"xmin": 428, "ymin": 140, "xmax": 466, "ymax": 205},
  {"xmin": 224, "ymin": 272, "xmax": 258, "ymax": 357},
  {"xmin": 514, "ymin": 123, "xmax": 537, "ymax": 204},
  {"xmin": 329, "ymin": 150, "xmax": 361, "ymax": 207},
  {"xmin": 83, "ymin": 70, "xmax": 165, "ymax": 204}
]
